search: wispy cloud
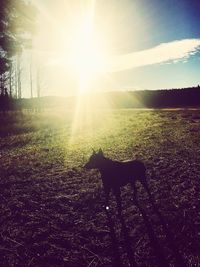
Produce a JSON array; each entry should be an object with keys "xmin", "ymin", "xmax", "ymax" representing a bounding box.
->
[{"xmin": 108, "ymin": 39, "xmax": 200, "ymax": 72}]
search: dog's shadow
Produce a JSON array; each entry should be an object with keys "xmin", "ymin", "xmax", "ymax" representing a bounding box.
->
[
  {"xmin": 143, "ymin": 187, "xmax": 187, "ymax": 267},
  {"xmin": 133, "ymin": 182, "xmax": 187, "ymax": 267},
  {"xmin": 104, "ymin": 183, "xmax": 187, "ymax": 267},
  {"xmin": 104, "ymin": 197, "xmax": 168, "ymax": 267},
  {"xmin": 104, "ymin": 207, "xmax": 123, "ymax": 267}
]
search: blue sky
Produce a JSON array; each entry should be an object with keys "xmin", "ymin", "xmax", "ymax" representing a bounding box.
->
[
  {"xmin": 93, "ymin": 0, "xmax": 200, "ymax": 90},
  {"xmin": 94, "ymin": 0, "xmax": 200, "ymax": 52},
  {"xmin": 26, "ymin": 0, "xmax": 200, "ymax": 96}
]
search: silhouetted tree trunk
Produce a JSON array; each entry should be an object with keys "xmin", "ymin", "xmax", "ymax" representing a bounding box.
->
[
  {"xmin": 9, "ymin": 66, "xmax": 12, "ymax": 97},
  {"xmin": 36, "ymin": 66, "xmax": 40, "ymax": 98},
  {"xmin": 17, "ymin": 54, "xmax": 22, "ymax": 99},
  {"xmin": 30, "ymin": 53, "xmax": 33, "ymax": 98},
  {"xmin": 15, "ymin": 57, "xmax": 18, "ymax": 98}
]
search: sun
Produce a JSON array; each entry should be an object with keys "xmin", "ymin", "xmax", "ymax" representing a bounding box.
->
[
  {"xmin": 32, "ymin": 0, "xmax": 110, "ymax": 95},
  {"xmin": 64, "ymin": 21, "xmax": 107, "ymax": 92}
]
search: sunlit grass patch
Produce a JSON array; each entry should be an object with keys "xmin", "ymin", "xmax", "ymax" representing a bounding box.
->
[{"xmin": 0, "ymin": 109, "xmax": 200, "ymax": 266}]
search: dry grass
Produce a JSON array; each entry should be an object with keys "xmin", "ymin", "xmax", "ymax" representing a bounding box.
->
[{"xmin": 0, "ymin": 108, "xmax": 200, "ymax": 267}]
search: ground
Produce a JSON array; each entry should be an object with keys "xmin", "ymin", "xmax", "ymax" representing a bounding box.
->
[{"xmin": 0, "ymin": 108, "xmax": 200, "ymax": 267}]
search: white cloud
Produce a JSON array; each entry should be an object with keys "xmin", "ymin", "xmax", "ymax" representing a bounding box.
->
[{"xmin": 108, "ymin": 39, "xmax": 200, "ymax": 72}]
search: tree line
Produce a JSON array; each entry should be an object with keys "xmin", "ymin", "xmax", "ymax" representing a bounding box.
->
[
  {"xmin": 0, "ymin": 0, "xmax": 37, "ymax": 111},
  {"xmin": 10, "ymin": 86, "xmax": 200, "ymax": 110},
  {"xmin": 116, "ymin": 86, "xmax": 200, "ymax": 108}
]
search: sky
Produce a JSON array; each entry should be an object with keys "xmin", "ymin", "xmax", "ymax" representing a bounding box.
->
[{"xmin": 23, "ymin": 0, "xmax": 200, "ymax": 97}]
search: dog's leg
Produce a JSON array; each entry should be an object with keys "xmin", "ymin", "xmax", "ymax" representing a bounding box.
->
[
  {"xmin": 114, "ymin": 188, "xmax": 122, "ymax": 215},
  {"xmin": 104, "ymin": 186, "xmax": 111, "ymax": 210},
  {"xmin": 141, "ymin": 179, "xmax": 155, "ymax": 204},
  {"xmin": 131, "ymin": 182, "xmax": 137, "ymax": 201}
]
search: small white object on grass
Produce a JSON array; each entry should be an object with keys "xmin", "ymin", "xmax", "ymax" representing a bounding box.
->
[{"xmin": 105, "ymin": 206, "xmax": 109, "ymax": 210}]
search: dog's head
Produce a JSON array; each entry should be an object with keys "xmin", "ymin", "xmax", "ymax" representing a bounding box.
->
[{"xmin": 84, "ymin": 148, "xmax": 104, "ymax": 169}]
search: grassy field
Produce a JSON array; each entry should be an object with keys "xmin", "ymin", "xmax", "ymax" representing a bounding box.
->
[{"xmin": 0, "ymin": 108, "xmax": 200, "ymax": 267}]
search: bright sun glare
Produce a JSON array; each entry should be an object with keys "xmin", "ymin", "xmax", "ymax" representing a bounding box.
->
[
  {"xmin": 32, "ymin": 0, "xmax": 111, "ymax": 137},
  {"xmin": 33, "ymin": 0, "xmax": 108, "ymax": 94},
  {"xmin": 32, "ymin": 0, "xmax": 200, "ymax": 98},
  {"xmin": 65, "ymin": 20, "xmax": 107, "ymax": 92}
]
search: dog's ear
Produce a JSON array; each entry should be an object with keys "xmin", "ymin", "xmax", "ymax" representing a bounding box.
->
[
  {"xmin": 92, "ymin": 148, "xmax": 96, "ymax": 155},
  {"xmin": 98, "ymin": 148, "xmax": 104, "ymax": 156}
]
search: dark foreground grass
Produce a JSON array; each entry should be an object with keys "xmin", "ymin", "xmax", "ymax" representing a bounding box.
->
[{"xmin": 0, "ymin": 108, "xmax": 200, "ymax": 267}]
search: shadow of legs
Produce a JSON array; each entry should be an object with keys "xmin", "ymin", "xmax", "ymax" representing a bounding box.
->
[
  {"xmin": 118, "ymin": 212, "xmax": 138, "ymax": 267},
  {"xmin": 133, "ymin": 197, "xmax": 170, "ymax": 267},
  {"xmin": 143, "ymin": 185, "xmax": 187, "ymax": 267},
  {"xmin": 105, "ymin": 208, "xmax": 123, "ymax": 267}
]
